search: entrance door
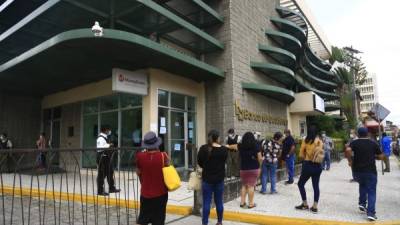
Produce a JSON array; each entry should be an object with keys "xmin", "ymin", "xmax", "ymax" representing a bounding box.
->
[{"xmin": 170, "ymin": 111, "xmax": 186, "ymax": 168}]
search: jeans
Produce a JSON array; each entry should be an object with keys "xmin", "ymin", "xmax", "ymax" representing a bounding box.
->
[
  {"xmin": 261, "ymin": 161, "xmax": 277, "ymax": 193},
  {"xmin": 298, "ymin": 161, "xmax": 322, "ymax": 203},
  {"xmin": 202, "ymin": 181, "xmax": 224, "ymax": 225},
  {"xmin": 285, "ymin": 155, "xmax": 295, "ymax": 182},
  {"xmin": 354, "ymin": 172, "xmax": 377, "ymax": 216},
  {"xmin": 322, "ymin": 151, "xmax": 331, "ymax": 170},
  {"xmin": 383, "ymin": 155, "xmax": 390, "ymax": 172}
]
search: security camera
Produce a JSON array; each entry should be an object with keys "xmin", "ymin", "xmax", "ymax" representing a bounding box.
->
[{"xmin": 91, "ymin": 21, "xmax": 103, "ymax": 37}]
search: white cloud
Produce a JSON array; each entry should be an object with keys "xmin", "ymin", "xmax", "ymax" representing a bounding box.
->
[{"xmin": 306, "ymin": 0, "xmax": 400, "ymax": 124}]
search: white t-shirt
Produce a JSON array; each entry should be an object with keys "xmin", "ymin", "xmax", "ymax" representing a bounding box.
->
[{"xmin": 96, "ymin": 133, "xmax": 110, "ymax": 151}]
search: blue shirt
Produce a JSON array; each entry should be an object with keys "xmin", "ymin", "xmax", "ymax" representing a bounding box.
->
[{"xmin": 381, "ymin": 136, "xmax": 391, "ymax": 156}]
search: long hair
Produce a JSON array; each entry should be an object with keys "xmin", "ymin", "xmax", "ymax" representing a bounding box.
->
[
  {"xmin": 305, "ymin": 126, "xmax": 317, "ymax": 144},
  {"xmin": 240, "ymin": 132, "xmax": 256, "ymax": 151},
  {"xmin": 207, "ymin": 129, "xmax": 220, "ymax": 151}
]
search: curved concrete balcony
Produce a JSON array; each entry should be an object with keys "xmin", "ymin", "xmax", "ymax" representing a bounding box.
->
[
  {"xmin": 242, "ymin": 82, "xmax": 295, "ymax": 104},
  {"xmin": 270, "ymin": 17, "xmax": 307, "ymax": 44},
  {"xmin": 258, "ymin": 44, "xmax": 296, "ymax": 69},
  {"xmin": 265, "ymin": 29, "xmax": 302, "ymax": 55},
  {"xmin": 250, "ymin": 61, "xmax": 295, "ymax": 87}
]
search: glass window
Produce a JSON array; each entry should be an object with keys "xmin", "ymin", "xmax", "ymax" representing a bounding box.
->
[
  {"xmin": 158, "ymin": 107, "xmax": 169, "ymax": 151},
  {"xmin": 121, "ymin": 94, "xmax": 142, "ymax": 108},
  {"xmin": 100, "ymin": 95, "xmax": 119, "ymax": 111},
  {"xmin": 171, "ymin": 93, "xmax": 185, "ymax": 109},
  {"xmin": 120, "ymin": 108, "xmax": 142, "ymax": 169},
  {"xmin": 83, "ymin": 99, "xmax": 98, "ymax": 114},
  {"xmin": 187, "ymin": 96, "xmax": 196, "ymax": 111},
  {"xmin": 82, "ymin": 114, "xmax": 98, "ymax": 168},
  {"xmin": 158, "ymin": 90, "xmax": 169, "ymax": 106}
]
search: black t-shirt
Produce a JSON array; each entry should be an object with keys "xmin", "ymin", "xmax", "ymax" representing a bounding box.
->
[
  {"xmin": 239, "ymin": 145, "xmax": 260, "ymax": 170},
  {"xmin": 282, "ymin": 136, "xmax": 295, "ymax": 158},
  {"xmin": 350, "ymin": 138, "xmax": 382, "ymax": 174},
  {"xmin": 197, "ymin": 145, "xmax": 228, "ymax": 184}
]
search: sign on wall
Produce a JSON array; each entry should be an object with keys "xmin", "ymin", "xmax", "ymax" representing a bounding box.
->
[
  {"xmin": 234, "ymin": 100, "xmax": 288, "ymax": 126},
  {"xmin": 112, "ymin": 68, "xmax": 148, "ymax": 95},
  {"xmin": 313, "ymin": 94, "xmax": 325, "ymax": 113}
]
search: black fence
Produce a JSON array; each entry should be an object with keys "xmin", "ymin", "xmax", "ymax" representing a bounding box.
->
[{"xmin": 0, "ymin": 147, "xmax": 142, "ymax": 225}]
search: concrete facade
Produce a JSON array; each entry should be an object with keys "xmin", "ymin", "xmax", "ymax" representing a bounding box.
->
[{"xmin": 205, "ymin": 0, "xmax": 288, "ymax": 138}]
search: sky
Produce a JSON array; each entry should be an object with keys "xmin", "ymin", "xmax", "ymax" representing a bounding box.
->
[{"xmin": 305, "ymin": 0, "xmax": 400, "ymax": 124}]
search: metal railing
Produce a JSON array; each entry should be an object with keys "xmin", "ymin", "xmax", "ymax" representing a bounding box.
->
[{"xmin": 0, "ymin": 147, "xmax": 142, "ymax": 225}]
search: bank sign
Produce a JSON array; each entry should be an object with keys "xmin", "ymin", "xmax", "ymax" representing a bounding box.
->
[{"xmin": 112, "ymin": 68, "xmax": 148, "ymax": 95}]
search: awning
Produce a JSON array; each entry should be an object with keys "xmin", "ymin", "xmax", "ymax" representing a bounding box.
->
[
  {"xmin": 242, "ymin": 82, "xmax": 295, "ymax": 104},
  {"xmin": 258, "ymin": 44, "xmax": 296, "ymax": 69},
  {"xmin": 0, "ymin": 29, "xmax": 224, "ymax": 96},
  {"xmin": 0, "ymin": 0, "xmax": 224, "ymax": 65},
  {"xmin": 303, "ymin": 53, "xmax": 334, "ymax": 79},
  {"xmin": 265, "ymin": 29, "xmax": 302, "ymax": 54},
  {"xmin": 325, "ymin": 101, "xmax": 341, "ymax": 112},
  {"xmin": 250, "ymin": 61, "xmax": 295, "ymax": 87}
]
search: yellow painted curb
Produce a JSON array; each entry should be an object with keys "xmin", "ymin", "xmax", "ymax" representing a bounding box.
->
[
  {"xmin": 209, "ymin": 209, "xmax": 400, "ymax": 225},
  {"xmin": 1, "ymin": 186, "xmax": 192, "ymax": 216}
]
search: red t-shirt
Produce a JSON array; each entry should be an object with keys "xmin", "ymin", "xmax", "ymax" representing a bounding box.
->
[{"xmin": 136, "ymin": 151, "xmax": 168, "ymax": 198}]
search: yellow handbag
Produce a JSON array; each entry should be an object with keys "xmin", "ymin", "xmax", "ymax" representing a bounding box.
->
[{"xmin": 161, "ymin": 153, "xmax": 181, "ymax": 192}]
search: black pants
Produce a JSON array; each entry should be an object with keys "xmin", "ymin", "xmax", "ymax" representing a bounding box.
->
[
  {"xmin": 297, "ymin": 161, "xmax": 322, "ymax": 203},
  {"xmin": 97, "ymin": 151, "xmax": 116, "ymax": 193},
  {"xmin": 137, "ymin": 194, "xmax": 168, "ymax": 225}
]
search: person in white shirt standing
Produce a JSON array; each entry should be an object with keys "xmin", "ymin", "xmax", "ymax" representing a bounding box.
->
[{"xmin": 96, "ymin": 125, "xmax": 120, "ymax": 196}]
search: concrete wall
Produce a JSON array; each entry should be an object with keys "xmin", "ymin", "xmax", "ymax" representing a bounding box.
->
[
  {"xmin": 0, "ymin": 92, "xmax": 41, "ymax": 148},
  {"xmin": 204, "ymin": 0, "xmax": 288, "ymax": 138}
]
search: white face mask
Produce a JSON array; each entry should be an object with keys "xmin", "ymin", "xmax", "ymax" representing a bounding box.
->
[
  {"xmin": 228, "ymin": 134, "xmax": 235, "ymax": 138},
  {"xmin": 322, "ymin": 134, "xmax": 326, "ymax": 138},
  {"xmin": 107, "ymin": 130, "xmax": 112, "ymax": 135},
  {"xmin": 350, "ymin": 134, "xmax": 354, "ymax": 138},
  {"xmin": 0, "ymin": 136, "xmax": 4, "ymax": 141}
]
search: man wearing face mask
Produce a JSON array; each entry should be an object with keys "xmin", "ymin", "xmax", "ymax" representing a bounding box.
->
[
  {"xmin": 225, "ymin": 129, "xmax": 241, "ymax": 179},
  {"xmin": 96, "ymin": 125, "xmax": 120, "ymax": 196},
  {"xmin": 321, "ymin": 131, "xmax": 333, "ymax": 171}
]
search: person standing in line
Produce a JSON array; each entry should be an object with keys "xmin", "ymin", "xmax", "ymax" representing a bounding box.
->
[
  {"xmin": 281, "ymin": 129, "xmax": 296, "ymax": 185},
  {"xmin": 225, "ymin": 128, "xmax": 241, "ymax": 179},
  {"xmin": 198, "ymin": 130, "xmax": 228, "ymax": 225},
  {"xmin": 96, "ymin": 125, "xmax": 120, "ymax": 196},
  {"xmin": 295, "ymin": 126, "xmax": 323, "ymax": 214},
  {"xmin": 347, "ymin": 129, "xmax": 358, "ymax": 182},
  {"xmin": 321, "ymin": 131, "xmax": 333, "ymax": 171},
  {"xmin": 239, "ymin": 132, "xmax": 263, "ymax": 208},
  {"xmin": 0, "ymin": 133, "xmax": 13, "ymax": 172},
  {"xmin": 136, "ymin": 131, "xmax": 169, "ymax": 225},
  {"xmin": 345, "ymin": 127, "xmax": 384, "ymax": 221},
  {"xmin": 380, "ymin": 132, "xmax": 391, "ymax": 172},
  {"xmin": 36, "ymin": 132, "xmax": 47, "ymax": 169},
  {"xmin": 260, "ymin": 132, "xmax": 282, "ymax": 194}
]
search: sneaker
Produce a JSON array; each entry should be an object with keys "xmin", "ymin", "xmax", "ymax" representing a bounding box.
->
[
  {"xmin": 367, "ymin": 215, "xmax": 377, "ymax": 221},
  {"xmin": 97, "ymin": 192, "xmax": 109, "ymax": 196},
  {"xmin": 285, "ymin": 180, "xmax": 294, "ymax": 185},
  {"xmin": 260, "ymin": 191, "xmax": 267, "ymax": 195},
  {"xmin": 109, "ymin": 188, "xmax": 120, "ymax": 193},
  {"xmin": 295, "ymin": 203, "xmax": 309, "ymax": 210},
  {"xmin": 359, "ymin": 205, "xmax": 367, "ymax": 213},
  {"xmin": 270, "ymin": 191, "xmax": 278, "ymax": 194},
  {"xmin": 310, "ymin": 207, "xmax": 318, "ymax": 214}
]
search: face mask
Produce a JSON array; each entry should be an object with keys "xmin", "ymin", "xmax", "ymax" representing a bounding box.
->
[
  {"xmin": 107, "ymin": 131, "xmax": 112, "ymax": 135},
  {"xmin": 0, "ymin": 136, "xmax": 4, "ymax": 141},
  {"xmin": 350, "ymin": 134, "xmax": 354, "ymax": 138},
  {"xmin": 322, "ymin": 134, "xmax": 326, "ymax": 138},
  {"xmin": 228, "ymin": 134, "xmax": 234, "ymax": 138}
]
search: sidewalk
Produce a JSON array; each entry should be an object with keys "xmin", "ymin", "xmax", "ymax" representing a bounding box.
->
[
  {"xmin": 1, "ymin": 157, "xmax": 399, "ymax": 224},
  {"xmin": 222, "ymin": 156, "xmax": 400, "ymax": 223}
]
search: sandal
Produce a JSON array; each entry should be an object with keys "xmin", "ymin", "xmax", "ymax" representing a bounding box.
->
[
  {"xmin": 240, "ymin": 203, "xmax": 246, "ymax": 208},
  {"xmin": 247, "ymin": 203, "xmax": 257, "ymax": 209}
]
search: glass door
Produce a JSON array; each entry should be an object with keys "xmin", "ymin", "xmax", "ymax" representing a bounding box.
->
[{"xmin": 170, "ymin": 111, "xmax": 185, "ymax": 168}]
